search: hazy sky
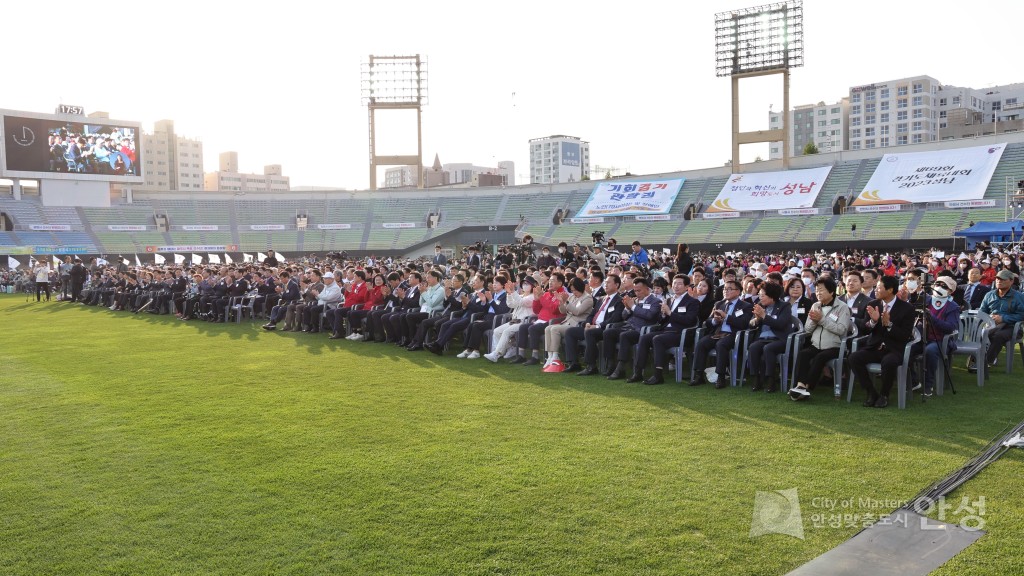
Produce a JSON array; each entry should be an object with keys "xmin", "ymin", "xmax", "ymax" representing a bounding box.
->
[{"xmin": 5, "ymin": 0, "xmax": 1023, "ymax": 189}]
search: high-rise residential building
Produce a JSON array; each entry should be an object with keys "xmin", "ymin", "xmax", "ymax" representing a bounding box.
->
[
  {"xmin": 203, "ymin": 151, "xmax": 290, "ymax": 192},
  {"xmin": 383, "ymin": 156, "xmax": 514, "ymax": 188},
  {"xmin": 770, "ymin": 75, "xmax": 1024, "ymax": 157},
  {"xmin": 139, "ymin": 119, "xmax": 204, "ymax": 191},
  {"xmin": 529, "ymin": 135, "xmax": 590, "ymax": 184},
  {"xmin": 847, "ymin": 75, "xmax": 944, "ymax": 150},
  {"xmin": 769, "ymin": 100, "xmax": 849, "ymax": 159}
]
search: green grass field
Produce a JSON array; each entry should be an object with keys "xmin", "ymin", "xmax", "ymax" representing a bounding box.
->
[{"xmin": 2, "ymin": 294, "xmax": 1023, "ymax": 575}]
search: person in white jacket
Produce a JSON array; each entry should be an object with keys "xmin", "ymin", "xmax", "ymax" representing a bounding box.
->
[
  {"xmin": 483, "ymin": 276, "xmax": 537, "ymax": 362},
  {"xmin": 789, "ymin": 277, "xmax": 851, "ymax": 401},
  {"xmin": 33, "ymin": 261, "xmax": 52, "ymax": 302}
]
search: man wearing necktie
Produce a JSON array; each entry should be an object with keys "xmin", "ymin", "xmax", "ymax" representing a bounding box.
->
[
  {"xmin": 959, "ymin": 267, "xmax": 989, "ymax": 311},
  {"xmin": 573, "ymin": 275, "xmax": 625, "ymax": 375},
  {"xmin": 849, "ymin": 275, "xmax": 916, "ymax": 408},
  {"xmin": 636, "ymin": 275, "xmax": 700, "ymax": 385},
  {"xmin": 690, "ymin": 280, "xmax": 754, "ymax": 388},
  {"xmin": 843, "ymin": 271, "xmax": 871, "ymax": 334},
  {"xmin": 606, "ymin": 278, "xmax": 663, "ymax": 380}
]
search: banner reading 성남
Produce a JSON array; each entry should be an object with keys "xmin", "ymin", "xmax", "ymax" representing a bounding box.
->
[
  {"xmin": 707, "ymin": 166, "xmax": 832, "ymax": 213},
  {"xmin": 852, "ymin": 143, "xmax": 1007, "ymax": 206},
  {"xmin": 576, "ymin": 178, "xmax": 684, "ymax": 217}
]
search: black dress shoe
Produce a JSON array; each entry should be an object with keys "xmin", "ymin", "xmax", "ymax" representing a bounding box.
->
[
  {"xmin": 643, "ymin": 372, "xmax": 665, "ymax": 385},
  {"xmin": 606, "ymin": 364, "xmax": 625, "ymax": 380},
  {"xmin": 406, "ymin": 345, "xmax": 422, "ymax": 351},
  {"xmin": 507, "ymin": 355, "xmax": 526, "ymax": 364},
  {"xmin": 522, "ymin": 357, "xmax": 540, "ymax": 366},
  {"xmin": 563, "ymin": 362, "xmax": 582, "ymax": 373},
  {"xmin": 425, "ymin": 343, "xmax": 443, "ymax": 356},
  {"xmin": 862, "ymin": 396, "xmax": 879, "ymax": 408},
  {"xmin": 328, "ymin": 333, "xmax": 343, "ymax": 340},
  {"xmin": 689, "ymin": 375, "xmax": 706, "ymax": 387},
  {"xmin": 396, "ymin": 338, "xmax": 408, "ymax": 347},
  {"xmin": 714, "ymin": 380, "xmax": 728, "ymax": 389},
  {"xmin": 625, "ymin": 372, "xmax": 644, "ymax": 384},
  {"xmin": 577, "ymin": 366, "xmax": 599, "ymax": 376},
  {"xmin": 874, "ymin": 396, "xmax": 889, "ymax": 408}
]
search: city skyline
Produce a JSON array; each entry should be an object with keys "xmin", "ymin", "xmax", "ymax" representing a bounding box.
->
[{"xmin": 5, "ymin": 0, "xmax": 1023, "ymax": 190}]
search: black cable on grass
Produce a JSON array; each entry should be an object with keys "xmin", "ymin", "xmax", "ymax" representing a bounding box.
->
[{"xmin": 908, "ymin": 418, "xmax": 1024, "ymax": 515}]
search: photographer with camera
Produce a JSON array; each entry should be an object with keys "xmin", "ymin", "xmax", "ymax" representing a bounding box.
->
[{"xmin": 908, "ymin": 276, "xmax": 960, "ymax": 396}]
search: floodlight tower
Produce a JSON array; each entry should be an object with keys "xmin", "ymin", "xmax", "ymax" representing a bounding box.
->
[
  {"xmin": 715, "ymin": 1, "xmax": 804, "ymax": 172},
  {"xmin": 361, "ymin": 54, "xmax": 429, "ymax": 190}
]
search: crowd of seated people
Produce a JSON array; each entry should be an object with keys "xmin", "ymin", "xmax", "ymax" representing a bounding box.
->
[
  {"xmin": 41, "ymin": 240, "xmax": 1024, "ymax": 408},
  {"xmin": 47, "ymin": 127, "xmax": 137, "ymax": 175}
]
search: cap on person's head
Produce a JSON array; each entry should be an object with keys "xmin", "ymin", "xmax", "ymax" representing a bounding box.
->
[
  {"xmin": 981, "ymin": 259, "xmax": 991, "ymax": 264},
  {"xmin": 996, "ymin": 269, "xmax": 1016, "ymax": 281},
  {"xmin": 934, "ymin": 276, "xmax": 957, "ymax": 294},
  {"xmin": 522, "ymin": 276, "xmax": 539, "ymax": 287},
  {"xmin": 323, "ymin": 272, "xmax": 334, "ymax": 279}
]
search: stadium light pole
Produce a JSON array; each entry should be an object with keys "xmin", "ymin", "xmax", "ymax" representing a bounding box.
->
[
  {"xmin": 361, "ymin": 55, "xmax": 429, "ymax": 190},
  {"xmin": 716, "ymin": 1, "xmax": 804, "ymax": 173}
]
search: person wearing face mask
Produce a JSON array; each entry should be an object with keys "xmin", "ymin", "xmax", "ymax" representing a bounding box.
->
[
  {"xmin": 801, "ymin": 269, "xmax": 818, "ymax": 302},
  {"xmin": 483, "ymin": 276, "xmax": 537, "ymax": 362},
  {"xmin": 554, "ymin": 242, "xmax": 572, "ymax": 266},
  {"xmin": 910, "ymin": 276, "xmax": 960, "ymax": 396},
  {"xmin": 536, "ymin": 246, "xmax": 557, "ymax": 269},
  {"xmin": 899, "ymin": 269, "xmax": 927, "ymax": 308},
  {"xmin": 953, "ymin": 258, "xmax": 972, "ymax": 285}
]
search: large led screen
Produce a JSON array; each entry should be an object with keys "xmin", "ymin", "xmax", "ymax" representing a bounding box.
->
[{"xmin": 2, "ymin": 114, "xmax": 142, "ymax": 180}]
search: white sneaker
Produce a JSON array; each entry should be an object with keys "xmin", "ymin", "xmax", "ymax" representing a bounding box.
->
[
  {"xmin": 457, "ymin": 350, "xmax": 471, "ymax": 358},
  {"xmin": 503, "ymin": 349, "xmax": 518, "ymax": 359},
  {"xmin": 346, "ymin": 333, "xmax": 360, "ymax": 340},
  {"xmin": 467, "ymin": 351, "xmax": 481, "ymax": 359},
  {"xmin": 542, "ymin": 357, "xmax": 554, "ymax": 368},
  {"xmin": 483, "ymin": 352, "xmax": 499, "ymax": 363},
  {"xmin": 353, "ymin": 334, "xmax": 365, "ymax": 341}
]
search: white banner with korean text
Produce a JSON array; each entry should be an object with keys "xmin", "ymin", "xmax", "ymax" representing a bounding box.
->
[
  {"xmin": 577, "ymin": 178, "xmax": 684, "ymax": 217},
  {"xmin": 852, "ymin": 143, "xmax": 1006, "ymax": 206},
  {"xmin": 708, "ymin": 166, "xmax": 832, "ymax": 213}
]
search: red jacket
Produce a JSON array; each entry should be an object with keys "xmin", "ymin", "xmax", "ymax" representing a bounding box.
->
[
  {"xmin": 345, "ymin": 281, "xmax": 370, "ymax": 308},
  {"xmin": 532, "ymin": 288, "xmax": 567, "ymax": 322},
  {"xmin": 365, "ymin": 284, "xmax": 385, "ymax": 307},
  {"xmin": 980, "ymin": 266, "xmax": 996, "ymax": 286}
]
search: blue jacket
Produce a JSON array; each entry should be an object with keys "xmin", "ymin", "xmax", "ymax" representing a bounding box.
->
[{"xmin": 979, "ymin": 288, "xmax": 1024, "ymax": 325}]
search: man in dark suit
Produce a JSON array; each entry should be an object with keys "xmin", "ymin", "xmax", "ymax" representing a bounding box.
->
[
  {"xmin": 842, "ymin": 271, "xmax": 872, "ymax": 334},
  {"xmin": 958, "ymin": 267, "xmax": 990, "ymax": 311},
  {"xmin": 426, "ymin": 274, "xmax": 488, "ymax": 355},
  {"xmin": 408, "ymin": 274, "xmax": 470, "ymax": 350},
  {"xmin": 263, "ymin": 270, "xmax": 299, "ymax": 330},
  {"xmin": 571, "ymin": 275, "xmax": 625, "ymax": 375},
  {"xmin": 607, "ymin": 277, "xmax": 663, "ymax": 379},
  {"xmin": 690, "ymin": 280, "xmax": 754, "ymax": 389},
  {"xmin": 432, "ymin": 245, "xmax": 448, "ymax": 266},
  {"xmin": 849, "ymin": 275, "xmax": 917, "ymax": 408},
  {"xmin": 384, "ymin": 272, "xmax": 422, "ymax": 345},
  {"xmin": 466, "ymin": 246, "xmax": 482, "ymax": 270},
  {"xmin": 713, "ymin": 268, "xmax": 738, "ymax": 302},
  {"xmin": 636, "ymin": 274, "xmax": 700, "ymax": 385},
  {"xmin": 746, "ymin": 282, "xmax": 794, "ymax": 392}
]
